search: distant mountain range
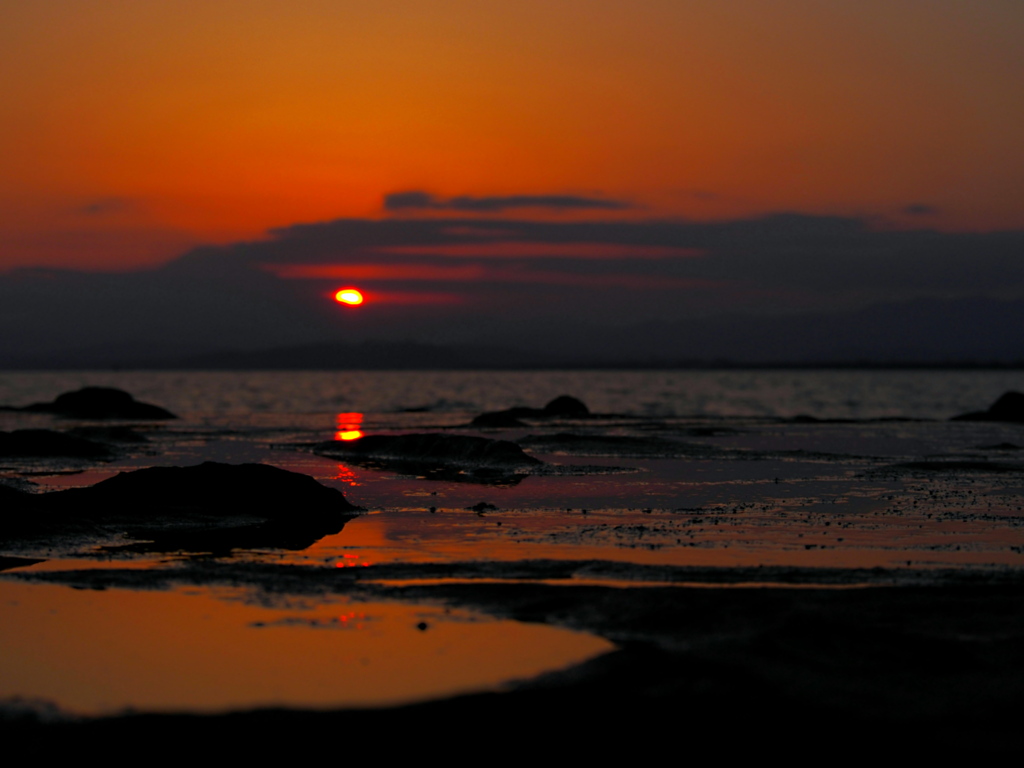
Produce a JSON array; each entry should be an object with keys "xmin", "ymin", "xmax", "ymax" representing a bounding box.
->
[{"xmin": 5, "ymin": 297, "xmax": 1023, "ymax": 370}]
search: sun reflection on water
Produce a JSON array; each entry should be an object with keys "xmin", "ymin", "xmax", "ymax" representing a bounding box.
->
[
  {"xmin": 335, "ymin": 412, "xmax": 363, "ymax": 442},
  {"xmin": 333, "ymin": 463, "xmax": 362, "ymax": 486}
]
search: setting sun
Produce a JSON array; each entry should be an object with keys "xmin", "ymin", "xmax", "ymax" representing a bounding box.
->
[{"xmin": 334, "ymin": 288, "xmax": 364, "ymax": 306}]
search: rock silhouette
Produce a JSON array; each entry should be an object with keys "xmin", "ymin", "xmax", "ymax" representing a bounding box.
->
[
  {"xmin": 0, "ymin": 429, "xmax": 112, "ymax": 458},
  {"xmin": 68, "ymin": 426, "xmax": 149, "ymax": 443},
  {"xmin": 2, "ymin": 462, "xmax": 359, "ymax": 551},
  {"xmin": 19, "ymin": 387, "xmax": 176, "ymax": 420},
  {"xmin": 952, "ymin": 391, "xmax": 1024, "ymax": 423},
  {"xmin": 315, "ymin": 433, "xmax": 540, "ymax": 485},
  {"xmin": 316, "ymin": 433, "xmax": 540, "ymax": 468},
  {"xmin": 542, "ymin": 395, "xmax": 589, "ymax": 417},
  {"xmin": 471, "ymin": 395, "xmax": 590, "ymax": 426},
  {"xmin": 471, "ymin": 411, "xmax": 527, "ymax": 428}
]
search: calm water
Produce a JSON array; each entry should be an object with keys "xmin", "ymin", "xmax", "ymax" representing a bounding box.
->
[{"xmin": 1, "ymin": 368, "xmax": 1019, "ymax": 420}]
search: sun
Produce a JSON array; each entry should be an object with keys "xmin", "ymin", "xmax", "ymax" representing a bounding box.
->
[{"xmin": 334, "ymin": 288, "xmax": 364, "ymax": 306}]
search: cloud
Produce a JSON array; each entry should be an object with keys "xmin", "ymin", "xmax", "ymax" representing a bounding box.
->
[
  {"xmin": 251, "ymin": 213, "xmax": 1024, "ymax": 299},
  {"xmin": 245, "ymin": 214, "xmax": 1024, "ymax": 321},
  {"xmin": 903, "ymin": 203, "xmax": 939, "ymax": 216},
  {"xmin": 383, "ymin": 191, "xmax": 630, "ymax": 213},
  {"xmin": 3, "ymin": 211, "xmax": 1024, "ymax": 366},
  {"xmin": 382, "ymin": 191, "xmax": 437, "ymax": 211},
  {"xmin": 369, "ymin": 242, "xmax": 701, "ymax": 259},
  {"xmin": 264, "ymin": 261, "xmax": 712, "ymax": 291}
]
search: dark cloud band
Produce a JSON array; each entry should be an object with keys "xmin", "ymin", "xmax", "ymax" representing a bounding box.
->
[{"xmin": 383, "ymin": 191, "xmax": 630, "ymax": 213}]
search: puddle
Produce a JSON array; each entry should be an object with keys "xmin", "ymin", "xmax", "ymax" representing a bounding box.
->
[{"xmin": 0, "ymin": 579, "xmax": 613, "ymax": 717}]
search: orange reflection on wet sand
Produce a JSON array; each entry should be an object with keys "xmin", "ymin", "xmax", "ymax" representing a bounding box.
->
[
  {"xmin": 335, "ymin": 553, "xmax": 372, "ymax": 568},
  {"xmin": 295, "ymin": 503, "xmax": 1024, "ymax": 573},
  {"xmin": 0, "ymin": 580, "xmax": 612, "ymax": 717}
]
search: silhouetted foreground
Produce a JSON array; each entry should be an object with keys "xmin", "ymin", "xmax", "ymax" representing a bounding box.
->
[
  {"xmin": 0, "ymin": 429, "xmax": 112, "ymax": 458},
  {"xmin": 953, "ymin": 390, "xmax": 1024, "ymax": 422},
  {"xmin": 314, "ymin": 432, "xmax": 542, "ymax": 485},
  {"xmin": 3, "ymin": 383, "xmax": 1024, "ymax": 757},
  {"xmin": 315, "ymin": 433, "xmax": 540, "ymax": 468},
  {"xmin": 7, "ymin": 386, "xmax": 176, "ymax": 420},
  {"xmin": 471, "ymin": 394, "xmax": 590, "ymax": 426},
  {"xmin": 4, "ymin": 577, "xmax": 1021, "ymax": 758},
  {"xmin": 1, "ymin": 462, "xmax": 359, "ymax": 551}
]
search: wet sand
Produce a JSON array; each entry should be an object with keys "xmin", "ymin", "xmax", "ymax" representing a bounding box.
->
[{"xmin": 3, "ymin": 397, "xmax": 1024, "ymax": 755}]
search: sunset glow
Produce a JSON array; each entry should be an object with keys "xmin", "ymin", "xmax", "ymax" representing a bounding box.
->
[
  {"xmin": 4, "ymin": 0, "xmax": 1023, "ymax": 736},
  {"xmin": 1, "ymin": 3, "xmax": 1021, "ymax": 274},
  {"xmin": 1, "ymin": 3, "xmax": 1023, "ymax": 368}
]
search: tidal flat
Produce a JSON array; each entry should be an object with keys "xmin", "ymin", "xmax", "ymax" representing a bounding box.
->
[{"xmin": 2, "ymin": 371, "xmax": 1023, "ymax": 756}]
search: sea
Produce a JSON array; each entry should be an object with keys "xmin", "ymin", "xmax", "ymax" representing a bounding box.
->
[{"xmin": 2, "ymin": 367, "xmax": 1020, "ymax": 422}]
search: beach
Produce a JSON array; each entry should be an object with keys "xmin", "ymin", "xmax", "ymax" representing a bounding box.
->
[{"xmin": 2, "ymin": 370, "xmax": 1023, "ymax": 755}]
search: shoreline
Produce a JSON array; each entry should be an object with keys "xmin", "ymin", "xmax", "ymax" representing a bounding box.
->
[{"xmin": 3, "ymin": 376, "xmax": 1023, "ymax": 752}]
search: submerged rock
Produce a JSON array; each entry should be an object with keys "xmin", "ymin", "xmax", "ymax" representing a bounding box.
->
[
  {"xmin": 952, "ymin": 391, "xmax": 1024, "ymax": 423},
  {"xmin": 0, "ymin": 483, "xmax": 35, "ymax": 513},
  {"xmin": 0, "ymin": 429, "xmax": 112, "ymax": 458},
  {"xmin": 518, "ymin": 433, "xmax": 715, "ymax": 458},
  {"xmin": 471, "ymin": 411, "xmax": 527, "ymax": 428},
  {"xmin": 67, "ymin": 426, "xmax": 149, "ymax": 443},
  {"xmin": 542, "ymin": 395, "xmax": 589, "ymax": 417},
  {"xmin": 316, "ymin": 433, "xmax": 540, "ymax": 468},
  {"xmin": 471, "ymin": 395, "xmax": 590, "ymax": 426},
  {"xmin": 21, "ymin": 387, "xmax": 176, "ymax": 420},
  {"xmin": 891, "ymin": 460, "xmax": 1023, "ymax": 473},
  {"xmin": 2, "ymin": 462, "xmax": 360, "ymax": 551},
  {"xmin": 0, "ymin": 555, "xmax": 43, "ymax": 572},
  {"xmin": 315, "ymin": 433, "xmax": 540, "ymax": 485}
]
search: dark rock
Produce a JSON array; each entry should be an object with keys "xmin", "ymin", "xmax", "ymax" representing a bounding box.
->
[
  {"xmin": 0, "ymin": 555, "xmax": 44, "ymax": 572},
  {"xmin": 315, "ymin": 433, "xmax": 540, "ymax": 485},
  {"xmin": 542, "ymin": 395, "xmax": 589, "ymax": 417},
  {"xmin": 3, "ymin": 462, "xmax": 360, "ymax": 551},
  {"xmin": 471, "ymin": 395, "xmax": 590, "ymax": 427},
  {"xmin": 988, "ymin": 391, "xmax": 1024, "ymax": 420},
  {"xmin": 0, "ymin": 483, "xmax": 35, "ymax": 513},
  {"xmin": 68, "ymin": 426, "xmax": 149, "ymax": 443},
  {"xmin": 471, "ymin": 411, "xmax": 527, "ymax": 428},
  {"xmin": 22, "ymin": 387, "xmax": 176, "ymax": 420},
  {"xmin": 519, "ymin": 433, "xmax": 717, "ymax": 458},
  {"xmin": 0, "ymin": 429, "xmax": 112, "ymax": 458},
  {"xmin": 52, "ymin": 461, "xmax": 358, "ymax": 518},
  {"xmin": 316, "ymin": 433, "xmax": 540, "ymax": 469},
  {"xmin": 952, "ymin": 391, "xmax": 1024, "ymax": 423}
]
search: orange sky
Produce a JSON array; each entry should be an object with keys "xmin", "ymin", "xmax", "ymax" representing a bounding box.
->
[{"xmin": 2, "ymin": 1, "xmax": 1022, "ymax": 270}]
